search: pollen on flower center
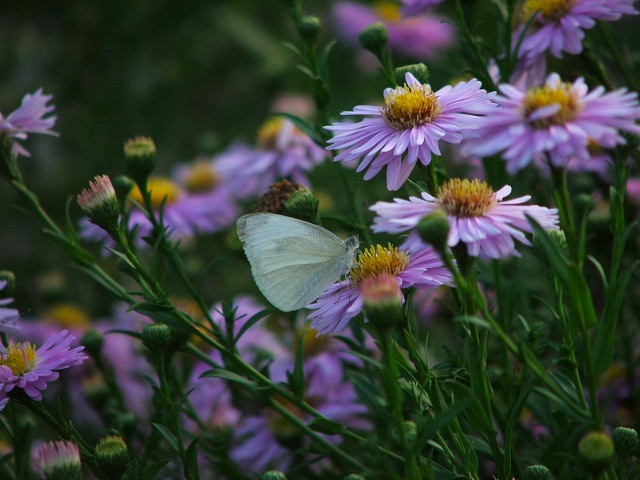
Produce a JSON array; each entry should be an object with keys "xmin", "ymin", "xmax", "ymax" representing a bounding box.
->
[
  {"xmin": 437, "ymin": 178, "xmax": 496, "ymax": 217},
  {"xmin": 350, "ymin": 244, "xmax": 409, "ymax": 285},
  {"xmin": 374, "ymin": 1, "xmax": 402, "ymax": 21},
  {"xmin": 129, "ymin": 177, "xmax": 181, "ymax": 209},
  {"xmin": 183, "ymin": 161, "xmax": 219, "ymax": 193},
  {"xmin": 383, "ymin": 83, "xmax": 442, "ymax": 130},
  {"xmin": 298, "ymin": 327, "xmax": 330, "ymax": 359},
  {"xmin": 523, "ymin": 82, "xmax": 581, "ymax": 127},
  {"xmin": 521, "ymin": 0, "xmax": 576, "ymax": 21},
  {"xmin": 257, "ymin": 117, "xmax": 287, "ymax": 150},
  {"xmin": 45, "ymin": 303, "xmax": 90, "ymax": 328},
  {"xmin": 1, "ymin": 343, "xmax": 38, "ymax": 375}
]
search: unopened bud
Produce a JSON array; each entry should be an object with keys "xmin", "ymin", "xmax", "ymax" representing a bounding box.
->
[
  {"xmin": 260, "ymin": 471, "xmax": 287, "ymax": 480},
  {"xmin": 80, "ymin": 329, "xmax": 104, "ymax": 358},
  {"xmin": 345, "ymin": 476, "xmax": 366, "ymax": 480},
  {"xmin": 362, "ymin": 274, "xmax": 403, "ymax": 332},
  {"xmin": 124, "ymin": 136, "xmax": 156, "ymax": 186},
  {"xmin": 284, "ymin": 187, "xmax": 320, "ymax": 224},
  {"xmin": 359, "ymin": 22, "xmax": 389, "ymax": 57},
  {"xmin": 417, "ymin": 210, "xmax": 450, "ymax": 253},
  {"xmin": 298, "ymin": 15, "xmax": 321, "ymax": 43},
  {"xmin": 77, "ymin": 175, "xmax": 120, "ymax": 234},
  {"xmin": 578, "ymin": 431, "xmax": 614, "ymax": 470},
  {"xmin": 612, "ymin": 426, "xmax": 639, "ymax": 457},
  {"xmin": 395, "ymin": 63, "xmax": 430, "ymax": 85},
  {"xmin": 95, "ymin": 435, "xmax": 129, "ymax": 480},
  {"xmin": 522, "ymin": 465, "xmax": 551, "ymax": 480},
  {"xmin": 0, "ymin": 270, "xmax": 16, "ymax": 292},
  {"xmin": 142, "ymin": 323, "xmax": 172, "ymax": 352},
  {"xmin": 111, "ymin": 175, "xmax": 135, "ymax": 204},
  {"xmin": 34, "ymin": 440, "xmax": 82, "ymax": 480}
]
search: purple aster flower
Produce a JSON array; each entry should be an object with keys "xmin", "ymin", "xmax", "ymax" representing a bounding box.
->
[
  {"xmin": 463, "ymin": 73, "xmax": 640, "ymax": 174},
  {"xmin": 0, "ymin": 330, "xmax": 87, "ymax": 409},
  {"xmin": 333, "ymin": 2, "xmax": 453, "ymax": 60},
  {"xmin": 514, "ymin": 0, "xmax": 638, "ymax": 67},
  {"xmin": 326, "ymin": 72, "xmax": 496, "ymax": 190},
  {"xmin": 371, "ymin": 178, "xmax": 559, "ymax": 258},
  {"xmin": 0, "ymin": 279, "xmax": 19, "ymax": 335},
  {"xmin": 308, "ymin": 241, "xmax": 453, "ymax": 334},
  {"xmin": 0, "ymin": 89, "xmax": 57, "ymax": 157}
]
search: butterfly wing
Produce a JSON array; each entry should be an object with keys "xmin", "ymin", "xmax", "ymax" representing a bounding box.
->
[{"xmin": 237, "ymin": 213, "xmax": 354, "ymax": 311}]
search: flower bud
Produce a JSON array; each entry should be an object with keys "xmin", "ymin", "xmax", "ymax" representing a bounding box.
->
[
  {"xmin": 345, "ymin": 476, "xmax": 366, "ymax": 480},
  {"xmin": 417, "ymin": 210, "xmax": 450, "ymax": 253},
  {"xmin": 111, "ymin": 175, "xmax": 135, "ymax": 204},
  {"xmin": 395, "ymin": 63, "xmax": 430, "ymax": 85},
  {"xmin": 95, "ymin": 435, "xmax": 129, "ymax": 480},
  {"xmin": 359, "ymin": 22, "xmax": 389, "ymax": 57},
  {"xmin": 284, "ymin": 187, "xmax": 320, "ymax": 224},
  {"xmin": 34, "ymin": 440, "xmax": 82, "ymax": 480},
  {"xmin": 77, "ymin": 175, "xmax": 120, "ymax": 234},
  {"xmin": 80, "ymin": 329, "xmax": 104, "ymax": 358},
  {"xmin": 142, "ymin": 323, "xmax": 173, "ymax": 352},
  {"xmin": 578, "ymin": 431, "xmax": 614, "ymax": 470},
  {"xmin": 253, "ymin": 180, "xmax": 304, "ymax": 214},
  {"xmin": 0, "ymin": 270, "xmax": 16, "ymax": 292},
  {"xmin": 612, "ymin": 426, "xmax": 639, "ymax": 457},
  {"xmin": 260, "ymin": 471, "xmax": 287, "ymax": 480},
  {"xmin": 361, "ymin": 274, "xmax": 404, "ymax": 332},
  {"xmin": 522, "ymin": 465, "xmax": 551, "ymax": 480},
  {"xmin": 123, "ymin": 136, "xmax": 156, "ymax": 186},
  {"xmin": 297, "ymin": 15, "xmax": 321, "ymax": 43}
]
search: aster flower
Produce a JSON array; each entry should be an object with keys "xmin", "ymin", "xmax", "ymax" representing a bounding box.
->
[
  {"xmin": 402, "ymin": 0, "xmax": 444, "ymax": 15},
  {"xmin": 371, "ymin": 178, "xmax": 559, "ymax": 258},
  {"xmin": 333, "ymin": 1, "xmax": 453, "ymax": 60},
  {"xmin": 514, "ymin": 0, "xmax": 638, "ymax": 67},
  {"xmin": 463, "ymin": 73, "xmax": 640, "ymax": 174},
  {"xmin": 0, "ymin": 89, "xmax": 57, "ymax": 157},
  {"xmin": 308, "ymin": 241, "xmax": 453, "ymax": 334},
  {"xmin": 0, "ymin": 330, "xmax": 87, "ymax": 409},
  {"xmin": 326, "ymin": 72, "xmax": 496, "ymax": 190},
  {"xmin": 0, "ymin": 279, "xmax": 19, "ymax": 334}
]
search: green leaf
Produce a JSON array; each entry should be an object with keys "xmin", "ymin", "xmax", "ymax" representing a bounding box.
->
[
  {"xmin": 308, "ymin": 417, "xmax": 345, "ymax": 435},
  {"xmin": 234, "ymin": 308, "xmax": 274, "ymax": 344},
  {"xmin": 454, "ymin": 315, "xmax": 490, "ymax": 329},
  {"xmin": 140, "ymin": 459, "xmax": 169, "ymax": 480},
  {"xmin": 152, "ymin": 423, "xmax": 179, "ymax": 453},
  {"xmin": 286, "ymin": 335, "xmax": 306, "ymax": 400},
  {"xmin": 527, "ymin": 215, "xmax": 569, "ymax": 281},
  {"xmin": 273, "ymin": 112, "xmax": 324, "ymax": 146},
  {"xmin": 184, "ymin": 438, "xmax": 201, "ymax": 480},
  {"xmin": 199, "ymin": 369, "xmax": 260, "ymax": 390}
]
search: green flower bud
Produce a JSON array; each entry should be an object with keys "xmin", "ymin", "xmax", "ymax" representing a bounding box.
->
[
  {"xmin": 578, "ymin": 431, "xmax": 614, "ymax": 470},
  {"xmin": 142, "ymin": 323, "xmax": 173, "ymax": 352},
  {"xmin": 124, "ymin": 136, "xmax": 156, "ymax": 186},
  {"xmin": 297, "ymin": 15, "xmax": 321, "ymax": 43},
  {"xmin": 111, "ymin": 175, "xmax": 135, "ymax": 204},
  {"xmin": 80, "ymin": 329, "xmax": 104, "ymax": 358},
  {"xmin": 417, "ymin": 210, "xmax": 450, "ymax": 253},
  {"xmin": 284, "ymin": 187, "xmax": 320, "ymax": 224},
  {"xmin": 395, "ymin": 63, "xmax": 430, "ymax": 85},
  {"xmin": 612, "ymin": 426, "xmax": 639, "ymax": 457},
  {"xmin": 0, "ymin": 270, "xmax": 16, "ymax": 292},
  {"xmin": 345, "ymin": 476, "xmax": 366, "ymax": 480},
  {"xmin": 95, "ymin": 435, "xmax": 129, "ymax": 480},
  {"xmin": 522, "ymin": 465, "xmax": 552, "ymax": 480},
  {"xmin": 361, "ymin": 273, "xmax": 404, "ymax": 332},
  {"xmin": 359, "ymin": 22, "xmax": 389, "ymax": 56},
  {"xmin": 260, "ymin": 471, "xmax": 288, "ymax": 480}
]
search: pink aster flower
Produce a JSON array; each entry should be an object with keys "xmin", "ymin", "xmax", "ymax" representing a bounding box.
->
[
  {"xmin": 326, "ymin": 72, "xmax": 496, "ymax": 190},
  {"xmin": 0, "ymin": 89, "xmax": 57, "ymax": 157},
  {"xmin": 308, "ymin": 241, "xmax": 453, "ymax": 334},
  {"xmin": 402, "ymin": 0, "xmax": 444, "ymax": 15},
  {"xmin": 0, "ymin": 330, "xmax": 87, "ymax": 409},
  {"xmin": 333, "ymin": 2, "xmax": 453, "ymax": 60},
  {"xmin": 514, "ymin": 0, "xmax": 637, "ymax": 67},
  {"xmin": 371, "ymin": 178, "xmax": 559, "ymax": 258},
  {"xmin": 463, "ymin": 73, "xmax": 640, "ymax": 174}
]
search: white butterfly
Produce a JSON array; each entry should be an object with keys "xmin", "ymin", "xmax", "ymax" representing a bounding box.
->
[{"xmin": 236, "ymin": 213, "xmax": 359, "ymax": 312}]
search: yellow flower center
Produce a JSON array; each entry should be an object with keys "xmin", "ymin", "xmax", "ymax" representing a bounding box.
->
[
  {"xmin": 44, "ymin": 303, "xmax": 91, "ymax": 329},
  {"xmin": 383, "ymin": 82, "xmax": 442, "ymax": 130},
  {"xmin": 182, "ymin": 161, "xmax": 219, "ymax": 193},
  {"xmin": 437, "ymin": 179, "xmax": 497, "ymax": 218},
  {"xmin": 521, "ymin": 0, "xmax": 575, "ymax": 21},
  {"xmin": 1, "ymin": 343, "xmax": 38, "ymax": 375},
  {"xmin": 350, "ymin": 244, "xmax": 409, "ymax": 286},
  {"xmin": 374, "ymin": 1, "xmax": 402, "ymax": 21},
  {"xmin": 129, "ymin": 177, "xmax": 181, "ymax": 210},
  {"xmin": 257, "ymin": 117, "xmax": 286, "ymax": 150},
  {"xmin": 523, "ymin": 82, "xmax": 581, "ymax": 128},
  {"xmin": 599, "ymin": 363, "xmax": 626, "ymax": 386}
]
